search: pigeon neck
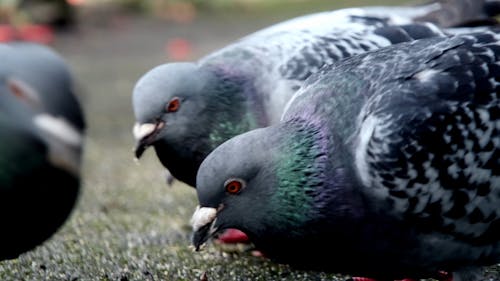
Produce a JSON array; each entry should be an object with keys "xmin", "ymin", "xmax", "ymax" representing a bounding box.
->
[
  {"xmin": 269, "ymin": 119, "xmax": 364, "ymax": 227},
  {"xmin": 275, "ymin": 115, "xmax": 368, "ymax": 219},
  {"xmin": 203, "ymin": 65, "xmax": 268, "ymax": 150}
]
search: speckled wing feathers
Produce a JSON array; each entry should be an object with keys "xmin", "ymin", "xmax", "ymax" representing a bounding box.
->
[
  {"xmin": 353, "ymin": 32, "xmax": 500, "ymax": 243},
  {"xmin": 203, "ymin": 8, "xmax": 448, "ymax": 81}
]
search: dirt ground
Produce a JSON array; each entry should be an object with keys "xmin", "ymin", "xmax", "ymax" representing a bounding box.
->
[{"xmin": 0, "ymin": 1, "xmax": 499, "ymax": 280}]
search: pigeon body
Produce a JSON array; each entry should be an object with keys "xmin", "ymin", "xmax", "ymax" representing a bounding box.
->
[
  {"xmin": 132, "ymin": 0, "xmax": 497, "ymax": 187},
  {"xmin": 0, "ymin": 45, "xmax": 84, "ymax": 260},
  {"xmin": 191, "ymin": 31, "xmax": 500, "ymax": 280}
]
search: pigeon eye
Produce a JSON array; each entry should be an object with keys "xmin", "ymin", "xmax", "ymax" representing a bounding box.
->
[
  {"xmin": 224, "ymin": 178, "xmax": 245, "ymax": 194},
  {"xmin": 6, "ymin": 77, "xmax": 41, "ymax": 106},
  {"xmin": 8, "ymin": 80, "xmax": 25, "ymax": 99},
  {"xmin": 166, "ymin": 97, "xmax": 180, "ymax": 112}
]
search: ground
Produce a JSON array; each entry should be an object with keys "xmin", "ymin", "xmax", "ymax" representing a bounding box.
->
[{"xmin": 0, "ymin": 1, "xmax": 499, "ymax": 280}]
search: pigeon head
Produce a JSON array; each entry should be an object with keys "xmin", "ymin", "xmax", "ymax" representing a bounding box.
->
[
  {"xmin": 0, "ymin": 42, "xmax": 86, "ymax": 131},
  {"xmin": 0, "ymin": 53, "xmax": 86, "ymax": 170},
  {"xmin": 191, "ymin": 125, "xmax": 284, "ymax": 250},
  {"xmin": 191, "ymin": 119, "xmax": 360, "ymax": 263},
  {"xmin": 133, "ymin": 62, "xmax": 211, "ymax": 157},
  {"xmin": 133, "ymin": 62, "xmax": 259, "ymax": 186},
  {"xmin": 0, "ymin": 73, "xmax": 84, "ymax": 177}
]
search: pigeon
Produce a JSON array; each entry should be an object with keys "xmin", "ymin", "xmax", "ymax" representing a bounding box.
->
[
  {"xmin": 191, "ymin": 30, "xmax": 500, "ymax": 281},
  {"xmin": 0, "ymin": 45, "xmax": 84, "ymax": 260},
  {"xmin": 133, "ymin": 0, "xmax": 500, "ymax": 188}
]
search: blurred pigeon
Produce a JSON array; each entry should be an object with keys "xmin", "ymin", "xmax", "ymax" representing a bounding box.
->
[
  {"xmin": 191, "ymin": 31, "xmax": 500, "ymax": 281},
  {"xmin": 133, "ymin": 0, "xmax": 500, "ymax": 188},
  {"xmin": 0, "ymin": 44, "xmax": 84, "ymax": 260}
]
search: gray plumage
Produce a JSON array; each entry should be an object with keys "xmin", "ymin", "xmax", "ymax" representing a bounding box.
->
[
  {"xmin": 133, "ymin": 0, "xmax": 497, "ymax": 187},
  {"xmin": 191, "ymin": 31, "xmax": 500, "ymax": 280}
]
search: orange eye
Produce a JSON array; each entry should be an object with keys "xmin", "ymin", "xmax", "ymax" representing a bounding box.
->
[
  {"xmin": 224, "ymin": 179, "xmax": 244, "ymax": 194},
  {"xmin": 167, "ymin": 97, "xmax": 180, "ymax": 112}
]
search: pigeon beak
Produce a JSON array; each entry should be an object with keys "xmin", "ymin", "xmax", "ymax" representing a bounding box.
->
[
  {"xmin": 191, "ymin": 206, "xmax": 218, "ymax": 251},
  {"xmin": 133, "ymin": 121, "xmax": 165, "ymax": 160},
  {"xmin": 33, "ymin": 113, "xmax": 83, "ymax": 177}
]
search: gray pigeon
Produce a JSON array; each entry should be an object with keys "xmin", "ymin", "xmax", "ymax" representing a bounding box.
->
[
  {"xmin": 0, "ymin": 44, "xmax": 84, "ymax": 260},
  {"xmin": 191, "ymin": 30, "xmax": 500, "ymax": 281},
  {"xmin": 132, "ymin": 0, "xmax": 500, "ymax": 188}
]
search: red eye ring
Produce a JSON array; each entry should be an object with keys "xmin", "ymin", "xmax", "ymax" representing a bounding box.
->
[
  {"xmin": 167, "ymin": 97, "xmax": 181, "ymax": 112},
  {"xmin": 224, "ymin": 178, "xmax": 244, "ymax": 194}
]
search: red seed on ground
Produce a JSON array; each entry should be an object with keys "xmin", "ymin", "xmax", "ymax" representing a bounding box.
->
[
  {"xmin": 165, "ymin": 38, "xmax": 192, "ymax": 61},
  {"xmin": 216, "ymin": 228, "xmax": 250, "ymax": 244},
  {"xmin": 0, "ymin": 25, "xmax": 15, "ymax": 42},
  {"xmin": 18, "ymin": 25, "xmax": 54, "ymax": 45}
]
